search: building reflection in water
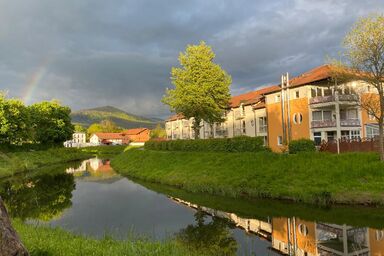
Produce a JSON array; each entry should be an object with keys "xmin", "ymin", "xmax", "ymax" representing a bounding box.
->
[
  {"xmin": 65, "ymin": 158, "xmax": 120, "ymax": 183},
  {"xmin": 170, "ymin": 197, "xmax": 384, "ymax": 256}
]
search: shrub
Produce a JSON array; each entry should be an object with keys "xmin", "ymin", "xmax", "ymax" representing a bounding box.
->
[
  {"xmin": 145, "ymin": 136, "xmax": 268, "ymax": 153},
  {"xmin": 288, "ymin": 139, "xmax": 316, "ymax": 154}
]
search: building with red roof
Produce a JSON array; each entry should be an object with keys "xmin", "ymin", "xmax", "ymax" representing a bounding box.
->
[{"xmin": 165, "ymin": 64, "xmax": 379, "ymax": 152}]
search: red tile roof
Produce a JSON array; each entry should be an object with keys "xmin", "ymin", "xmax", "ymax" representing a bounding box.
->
[
  {"xmin": 94, "ymin": 133, "xmax": 129, "ymax": 140},
  {"xmin": 167, "ymin": 113, "xmax": 185, "ymax": 121},
  {"xmin": 229, "ymin": 85, "xmax": 280, "ymax": 108},
  {"xmin": 289, "ymin": 64, "xmax": 333, "ymax": 87},
  {"xmin": 123, "ymin": 128, "xmax": 149, "ymax": 135}
]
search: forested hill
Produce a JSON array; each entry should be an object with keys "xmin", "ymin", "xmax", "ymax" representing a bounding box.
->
[{"xmin": 71, "ymin": 106, "xmax": 161, "ymax": 129}]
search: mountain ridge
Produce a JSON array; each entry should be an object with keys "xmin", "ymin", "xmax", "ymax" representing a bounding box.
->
[{"xmin": 71, "ymin": 105, "xmax": 162, "ymax": 129}]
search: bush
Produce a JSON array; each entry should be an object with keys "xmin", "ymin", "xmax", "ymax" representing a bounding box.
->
[
  {"xmin": 145, "ymin": 136, "xmax": 268, "ymax": 153},
  {"xmin": 288, "ymin": 139, "xmax": 316, "ymax": 154}
]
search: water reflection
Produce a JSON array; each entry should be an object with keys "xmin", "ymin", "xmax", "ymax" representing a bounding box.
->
[
  {"xmin": 66, "ymin": 158, "xmax": 121, "ymax": 183},
  {"xmin": 0, "ymin": 171, "xmax": 74, "ymax": 221},
  {"xmin": 2, "ymin": 159, "xmax": 384, "ymax": 255},
  {"xmin": 171, "ymin": 197, "xmax": 384, "ymax": 255},
  {"xmin": 176, "ymin": 209, "xmax": 238, "ymax": 255}
]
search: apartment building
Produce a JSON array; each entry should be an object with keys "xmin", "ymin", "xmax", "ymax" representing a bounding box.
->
[{"xmin": 165, "ymin": 65, "xmax": 380, "ymax": 152}]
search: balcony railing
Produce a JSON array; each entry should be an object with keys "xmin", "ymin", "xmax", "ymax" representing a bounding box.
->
[
  {"xmin": 311, "ymin": 119, "xmax": 360, "ymax": 128},
  {"xmin": 340, "ymin": 119, "xmax": 360, "ymax": 127},
  {"xmin": 309, "ymin": 94, "xmax": 359, "ymax": 105}
]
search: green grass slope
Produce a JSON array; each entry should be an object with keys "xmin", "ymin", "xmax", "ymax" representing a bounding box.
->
[{"xmin": 71, "ymin": 106, "xmax": 161, "ymax": 129}]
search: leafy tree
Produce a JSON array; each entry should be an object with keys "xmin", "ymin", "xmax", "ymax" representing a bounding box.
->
[
  {"xmin": 332, "ymin": 14, "xmax": 384, "ymax": 160},
  {"xmin": 176, "ymin": 209, "xmax": 237, "ymax": 255},
  {"xmin": 74, "ymin": 124, "xmax": 86, "ymax": 133},
  {"xmin": 150, "ymin": 123, "xmax": 166, "ymax": 139},
  {"xmin": 163, "ymin": 41, "xmax": 232, "ymax": 139},
  {"xmin": 87, "ymin": 119, "xmax": 121, "ymax": 135},
  {"xmin": 0, "ymin": 92, "xmax": 30, "ymax": 144},
  {"xmin": 29, "ymin": 100, "xmax": 74, "ymax": 145}
]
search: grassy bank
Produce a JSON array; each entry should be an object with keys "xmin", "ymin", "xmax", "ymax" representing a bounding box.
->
[
  {"xmin": 111, "ymin": 149, "xmax": 384, "ymax": 205},
  {"xmin": 0, "ymin": 145, "xmax": 125, "ymax": 178},
  {"xmin": 13, "ymin": 220, "xmax": 207, "ymax": 256}
]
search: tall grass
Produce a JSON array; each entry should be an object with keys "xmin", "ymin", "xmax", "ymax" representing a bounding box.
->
[
  {"xmin": 111, "ymin": 149, "xmax": 384, "ymax": 205},
  {"xmin": 13, "ymin": 220, "xmax": 209, "ymax": 256}
]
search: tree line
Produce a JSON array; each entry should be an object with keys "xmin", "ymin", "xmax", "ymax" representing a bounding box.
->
[{"xmin": 0, "ymin": 92, "xmax": 73, "ymax": 145}]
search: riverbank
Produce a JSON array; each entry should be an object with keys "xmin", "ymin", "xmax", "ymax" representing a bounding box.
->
[
  {"xmin": 111, "ymin": 149, "xmax": 384, "ymax": 205},
  {"xmin": 13, "ymin": 220, "xmax": 208, "ymax": 256},
  {"xmin": 0, "ymin": 146, "xmax": 125, "ymax": 178}
]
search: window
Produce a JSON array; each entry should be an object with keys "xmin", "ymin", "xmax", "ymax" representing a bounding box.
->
[
  {"xmin": 368, "ymin": 111, "xmax": 376, "ymax": 121},
  {"xmin": 312, "ymin": 111, "xmax": 322, "ymax": 121},
  {"xmin": 366, "ymin": 125, "xmax": 379, "ymax": 139},
  {"xmin": 277, "ymin": 136, "xmax": 283, "ymax": 146},
  {"xmin": 327, "ymin": 131, "xmax": 335, "ymax": 142},
  {"xmin": 311, "ymin": 88, "xmax": 316, "ymax": 98},
  {"xmin": 324, "ymin": 87, "xmax": 332, "ymax": 96},
  {"xmin": 317, "ymin": 87, "xmax": 323, "ymax": 97},
  {"xmin": 293, "ymin": 113, "xmax": 303, "ymax": 124},
  {"xmin": 323, "ymin": 111, "xmax": 332, "ymax": 121},
  {"xmin": 341, "ymin": 131, "xmax": 350, "ymax": 140},
  {"xmin": 376, "ymin": 230, "xmax": 384, "ymax": 241},
  {"xmin": 340, "ymin": 110, "xmax": 347, "ymax": 120},
  {"xmin": 258, "ymin": 116, "xmax": 267, "ymax": 133},
  {"xmin": 313, "ymin": 132, "xmax": 322, "ymax": 146},
  {"xmin": 275, "ymin": 94, "xmax": 281, "ymax": 102},
  {"xmin": 347, "ymin": 109, "xmax": 358, "ymax": 119},
  {"xmin": 295, "ymin": 90, "xmax": 300, "ymax": 99},
  {"xmin": 350, "ymin": 130, "xmax": 360, "ymax": 140},
  {"xmin": 298, "ymin": 224, "xmax": 308, "ymax": 236},
  {"xmin": 242, "ymin": 120, "xmax": 246, "ymax": 134}
]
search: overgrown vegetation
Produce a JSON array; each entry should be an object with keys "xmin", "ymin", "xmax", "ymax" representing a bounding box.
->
[
  {"xmin": 13, "ymin": 220, "xmax": 209, "ymax": 256},
  {"xmin": 288, "ymin": 139, "xmax": 316, "ymax": 154},
  {"xmin": 145, "ymin": 136, "xmax": 268, "ymax": 152},
  {"xmin": 112, "ymin": 149, "xmax": 384, "ymax": 205}
]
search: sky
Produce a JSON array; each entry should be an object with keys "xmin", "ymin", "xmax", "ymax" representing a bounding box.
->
[{"xmin": 0, "ymin": 0, "xmax": 383, "ymax": 118}]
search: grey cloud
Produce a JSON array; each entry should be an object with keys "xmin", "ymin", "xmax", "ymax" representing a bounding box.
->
[{"xmin": 0, "ymin": 0, "xmax": 383, "ymax": 118}]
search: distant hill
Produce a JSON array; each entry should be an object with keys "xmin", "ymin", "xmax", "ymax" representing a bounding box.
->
[{"xmin": 71, "ymin": 106, "xmax": 162, "ymax": 129}]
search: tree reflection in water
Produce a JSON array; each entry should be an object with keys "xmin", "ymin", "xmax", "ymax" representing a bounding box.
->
[
  {"xmin": 0, "ymin": 172, "xmax": 75, "ymax": 221},
  {"xmin": 176, "ymin": 208, "xmax": 238, "ymax": 256}
]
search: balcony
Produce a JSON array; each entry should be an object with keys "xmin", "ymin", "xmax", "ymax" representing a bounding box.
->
[
  {"xmin": 309, "ymin": 94, "xmax": 359, "ymax": 105},
  {"xmin": 311, "ymin": 119, "xmax": 361, "ymax": 128},
  {"xmin": 258, "ymin": 126, "xmax": 267, "ymax": 133}
]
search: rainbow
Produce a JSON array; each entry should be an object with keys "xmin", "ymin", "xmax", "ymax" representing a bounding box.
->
[{"xmin": 22, "ymin": 57, "xmax": 51, "ymax": 104}]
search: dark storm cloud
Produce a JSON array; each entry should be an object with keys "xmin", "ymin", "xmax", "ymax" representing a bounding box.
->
[{"xmin": 0, "ymin": 0, "xmax": 383, "ymax": 117}]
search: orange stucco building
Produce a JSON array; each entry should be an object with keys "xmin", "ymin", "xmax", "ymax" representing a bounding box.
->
[{"xmin": 165, "ymin": 65, "xmax": 380, "ymax": 152}]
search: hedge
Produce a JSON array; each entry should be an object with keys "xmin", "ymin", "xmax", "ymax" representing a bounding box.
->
[
  {"xmin": 145, "ymin": 136, "xmax": 269, "ymax": 152},
  {"xmin": 288, "ymin": 139, "xmax": 316, "ymax": 154}
]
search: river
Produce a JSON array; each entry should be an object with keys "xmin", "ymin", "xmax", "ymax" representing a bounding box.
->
[{"xmin": 2, "ymin": 158, "xmax": 384, "ymax": 255}]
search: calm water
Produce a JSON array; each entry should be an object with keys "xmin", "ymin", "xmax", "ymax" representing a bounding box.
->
[{"xmin": 2, "ymin": 158, "xmax": 384, "ymax": 255}]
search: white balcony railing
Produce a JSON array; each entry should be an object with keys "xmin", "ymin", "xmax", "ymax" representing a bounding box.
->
[
  {"xmin": 309, "ymin": 94, "xmax": 359, "ymax": 105},
  {"xmin": 311, "ymin": 119, "xmax": 360, "ymax": 128}
]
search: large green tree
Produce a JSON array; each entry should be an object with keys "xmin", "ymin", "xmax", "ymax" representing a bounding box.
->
[
  {"xmin": 333, "ymin": 14, "xmax": 384, "ymax": 160},
  {"xmin": 29, "ymin": 101, "xmax": 74, "ymax": 145},
  {"xmin": 163, "ymin": 41, "xmax": 231, "ymax": 139},
  {"xmin": 0, "ymin": 92, "xmax": 30, "ymax": 144}
]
